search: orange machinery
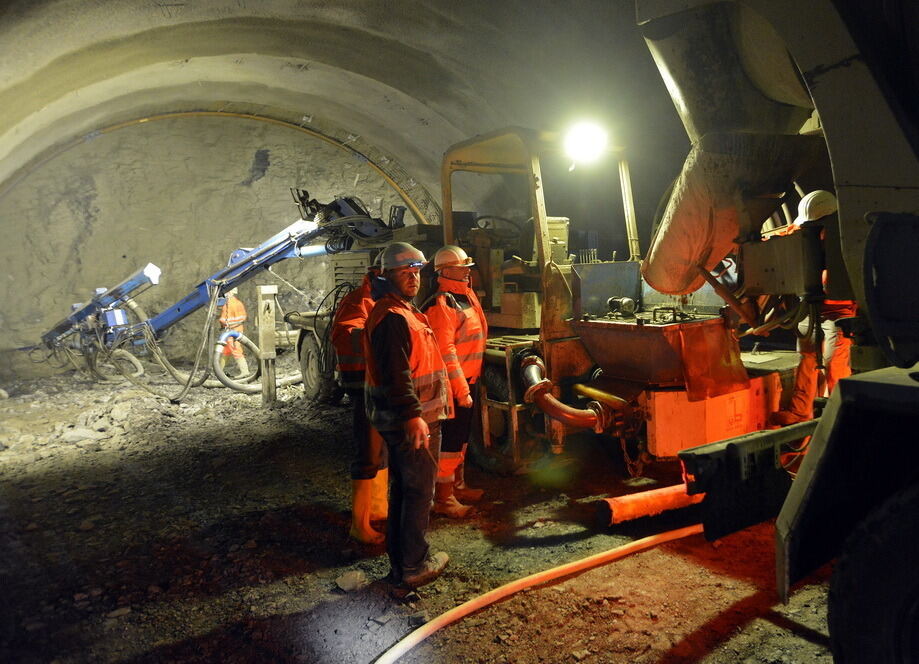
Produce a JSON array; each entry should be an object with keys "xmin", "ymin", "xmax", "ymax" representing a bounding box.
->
[{"xmin": 441, "ymin": 127, "xmax": 786, "ymax": 521}]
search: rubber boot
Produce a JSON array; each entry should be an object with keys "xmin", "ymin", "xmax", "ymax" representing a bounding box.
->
[
  {"xmin": 453, "ymin": 461, "xmax": 484, "ymax": 503},
  {"xmin": 370, "ymin": 468, "xmax": 389, "ymax": 521},
  {"xmin": 234, "ymin": 355, "xmax": 250, "ymax": 377},
  {"xmin": 432, "ymin": 481, "xmax": 472, "ymax": 518},
  {"xmin": 349, "ymin": 480, "xmax": 384, "ymax": 545}
]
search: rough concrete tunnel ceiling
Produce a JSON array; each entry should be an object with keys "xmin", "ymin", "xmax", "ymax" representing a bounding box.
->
[{"xmin": 0, "ymin": 0, "xmax": 684, "ymax": 204}]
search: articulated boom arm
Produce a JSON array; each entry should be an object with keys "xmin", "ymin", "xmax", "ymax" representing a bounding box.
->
[
  {"xmin": 142, "ymin": 218, "xmax": 323, "ymax": 336},
  {"xmin": 41, "ymin": 263, "xmax": 162, "ymax": 347},
  {"xmin": 40, "ymin": 194, "xmax": 391, "ymax": 348},
  {"xmin": 143, "ymin": 195, "xmax": 391, "ymax": 338}
]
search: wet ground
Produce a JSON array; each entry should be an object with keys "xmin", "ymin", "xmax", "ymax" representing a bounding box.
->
[{"xmin": 0, "ymin": 370, "xmax": 832, "ymax": 663}]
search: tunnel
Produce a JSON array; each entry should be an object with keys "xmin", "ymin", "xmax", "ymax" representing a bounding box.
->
[
  {"xmin": 4, "ymin": 1, "xmax": 918, "ymax": 663},
  {"xmin": 0, "ymin": 0, "xmax": 688, "ymax": 375}
]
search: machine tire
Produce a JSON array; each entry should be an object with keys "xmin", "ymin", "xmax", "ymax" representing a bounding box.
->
[
  {"xmin": 299, "ymin": 333, "xmax": 323, "ymax": 401},
  {"xmin": 828, "ymin": 481, "xmax": 919, "ymax": 663}
]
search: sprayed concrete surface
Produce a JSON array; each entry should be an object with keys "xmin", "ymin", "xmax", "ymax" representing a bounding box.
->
[{"xmin": 0, "ymin": 114, "xmax": 414, "ymax": 378}]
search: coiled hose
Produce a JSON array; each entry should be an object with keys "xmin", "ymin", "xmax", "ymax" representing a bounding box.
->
[{"xmin": 211, "ymin": 330, "xmax": 302, "ymax": 393}]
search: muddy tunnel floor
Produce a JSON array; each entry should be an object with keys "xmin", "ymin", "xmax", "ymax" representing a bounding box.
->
[{"xmin": 0, "ymin": 372, "xmax": 833, "ymax": 664}]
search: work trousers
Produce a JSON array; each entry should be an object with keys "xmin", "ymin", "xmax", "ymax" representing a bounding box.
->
[
  {"xmin": 381, "ymin": 421, "xmax": 441, "ymax": 581},
  {"xmin": 347, "ymin": 389, "xmax": 387, "ymax": 480},
  {"xmin": 437, "ymin": 386, "xmax": 477, "ymax": 481},
  {"xmin": 787, "ymin": 317, "xmax": 852, "ymax": 419}
]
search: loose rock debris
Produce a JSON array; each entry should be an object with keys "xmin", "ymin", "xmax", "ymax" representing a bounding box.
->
[{"xmin": 0, "ymin": 371, "xmax": 833, "ymax": 663}]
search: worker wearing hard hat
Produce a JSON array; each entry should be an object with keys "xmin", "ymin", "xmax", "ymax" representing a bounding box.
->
[
  {"xmin": 331, "ymin": 262, "xmax": 388, "ymax": 545},
  {"xmin": 771, "ymin": 190, "xmax": 857, "ymax": 426},
  {"xmin": 218, "ymin": 288, "xmax": 249, "ymax": 376},
  {"xmin": 421, "ymin": 245, "xmax": 488, "ymax": 518},
  {"xmin": 363, "ymin": 241, "xmax": 452, "ymax": 588}
]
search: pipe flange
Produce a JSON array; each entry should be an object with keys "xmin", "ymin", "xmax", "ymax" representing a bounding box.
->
[
  {"xmin": 520, "ymin": 354, "xmax": 546, "ymax": 371},
  {"xmin": 587, "ymin": 401, "xmax": 615, "ymax": 434},
  {"xmin": 523, "ymin": 379, "xmax": 552, "ymax": 404}
]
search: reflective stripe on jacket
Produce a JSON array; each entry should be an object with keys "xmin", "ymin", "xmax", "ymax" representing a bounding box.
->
[
  {"xmin": 331, "ymin": 275, "xmax": 374, "ymax": 389},
  {"xmin": 219, "ymin": 296, "xmax": 247, "ymax": 330},
  {"xmin": 363, "ymin": 292, "xmax": 452, "ymax": 431},
  {"xmin": 421, "ymin": 276, "xmax": 488, "ymax": 401}
]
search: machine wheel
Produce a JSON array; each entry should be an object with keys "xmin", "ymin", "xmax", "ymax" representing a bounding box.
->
[
  {"xmin": 828, "ymin": 481, "xmax": 919, "ymax": 663},
  {"xmin": 299, "ymin": 334, "xmax": 323, "ymax": 400}
]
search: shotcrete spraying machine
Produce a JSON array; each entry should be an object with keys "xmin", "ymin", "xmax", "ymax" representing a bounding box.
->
[
  {"xmin": 438, "ymin": 1, "xmax": 919, "ymax": 660},
  {"xmin": 38, "ymin": 191, "xmax": 437, "ymax": 394}
]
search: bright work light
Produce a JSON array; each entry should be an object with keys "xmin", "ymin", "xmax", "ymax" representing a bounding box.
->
[{"xmin": 564, "ymin": 122, "xmax": 608, "ymax": 164}]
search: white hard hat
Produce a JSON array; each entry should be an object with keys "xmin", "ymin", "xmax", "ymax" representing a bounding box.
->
[
  {"xmin": 227, "ymin": 287, "xmax": 239, "ymax": 296},
  {"xmin": 794, "ymin": 190, "xmax": 837, "ymax": 225},
  {"xmin": 434, "ymin": 245, "xmax": 475, "ymax": 271},
  {"xmin": 380, "ymin": 242, "xmax": 426, "ymax": 270}
]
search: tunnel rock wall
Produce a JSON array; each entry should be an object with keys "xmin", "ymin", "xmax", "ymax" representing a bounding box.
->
[{"xmin": 0, "ymin": 115, "xmax": 410, "ymax": 379}]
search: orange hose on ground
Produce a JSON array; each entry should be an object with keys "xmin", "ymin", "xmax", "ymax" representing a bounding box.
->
[
  {"xmin": 599, "ymin": 484, "xmax": 706, "ymax": 525},
  {"xmin": 374, "ymin": 523, "xmax": 704, "ymax": 664}
]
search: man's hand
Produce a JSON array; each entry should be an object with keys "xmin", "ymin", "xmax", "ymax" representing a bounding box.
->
[
  {"xmin": 457, "ymin": 394, "xmax": 473, "ymax": 409},
  {"xmin": 404, "ymin": 416, "xmax": 430, "ymax": 450}
]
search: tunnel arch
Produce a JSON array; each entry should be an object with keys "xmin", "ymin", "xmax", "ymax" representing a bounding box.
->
[{"xmin": 0, "ymin": 0, "xmax": 686, "ymax": 376}]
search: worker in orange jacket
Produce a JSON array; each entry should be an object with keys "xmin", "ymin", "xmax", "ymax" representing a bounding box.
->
[
  {"xmin": 421, "ymin": 245, "xmax": 488, "ymax": 518},
  {"xmin": 364, "ymin": 242, "xmax": 452, "ymax": 588},
  {"xmin": 771, "ymin": 191, "xmax": 857, "ymax": 426},
  {"xmin": 331, "ymin": 264, "xmax": 388, "ymax": 545},
  {"xmin": 218, "ymin": 288, "xmax": 249, "ymax": 376}
]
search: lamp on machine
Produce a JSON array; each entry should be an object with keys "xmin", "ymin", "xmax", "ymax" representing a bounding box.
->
[
  {"xmin": 563, "ymin": 121, "xmax": 641, "ymax": 262},
  {"xmin": 564, "ymin": 121, "xmax": 608, "ymax": 167}
]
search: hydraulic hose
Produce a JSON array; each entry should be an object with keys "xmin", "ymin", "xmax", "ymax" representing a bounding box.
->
[
  {"xmin": 520, "ymin": 356, "xmax": 618, "ymax": 434},
  {"xmin": 374, "ymin": 523, "xmax": 704, "ymax": 664},
  {"xmin": 212, "ymin": 330, "xmax": 302, "ymax": 393},
  {"xmin": 91, "ymin": 348, "xmax": 145, "ymax": 381}
]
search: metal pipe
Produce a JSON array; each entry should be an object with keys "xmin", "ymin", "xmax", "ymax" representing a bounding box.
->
[
  {"xmin": 572, "ymin": 383, "xmax": 630, "ymax": 411},
  {"xmin": 520, "ymin": 356, "xmax": 613, "ymax": 433},
  {"xmin": 618, "ymin": 158, "xmax": 641, "ymax": 261},
  {"xmin": 596, "ymin": 484, "xmax": 705, "ymax": 526},
  {"xmin": 532, "ymin": 390, "xmax": 601, "ymax": 430},
  {"xmin": 484, "ymin": 348, "xmax": 506, "ymax": 365},
  {"xmin": 695, "ymin": 264, "xmax": 758, "ymax": 328}
]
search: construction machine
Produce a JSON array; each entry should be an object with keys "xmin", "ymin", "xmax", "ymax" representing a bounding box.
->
[
  {"xmin": 441, "ymin": 2, "xmax": 919, "ymax": 660},
  {"xmin": 38, "ymin": 191, "xmax": 440, "ymax": 396},
  {"xmin": 440, "ymin": 127, "xmax": 786, "ymax": 501},
  {"xmin": 635, "ymin": 2, "xmax": 919, "ymax": 661}
]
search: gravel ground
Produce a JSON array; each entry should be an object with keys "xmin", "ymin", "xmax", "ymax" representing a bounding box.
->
[{"xmin": 0, "ymin": 370, "xmax": 833, "ymax": 663}]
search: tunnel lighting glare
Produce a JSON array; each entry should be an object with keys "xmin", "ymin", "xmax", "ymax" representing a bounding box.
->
[
  {"xmin": 299, "ymin": 244, "xmax": 327, "ymax": 258},
  {"xmin": 143, "ymin": 263, "xmax": 162, "ymax": 285},
  {"xmin": 564, "ymin": 122, "xmax": 608, "ymax": 164}
]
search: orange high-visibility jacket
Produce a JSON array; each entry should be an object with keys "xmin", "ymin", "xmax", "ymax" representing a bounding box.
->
[
  {"xmin": 219, "ymin": 295, "xmax": 247, "ymax": 330},
  {"xmin": 363, "ymin": 292, "xmax": 452, "ymax": 431},
  {"xmin": 422, "ymin": 276, "xmax": 487, "ymax": 402},
  {"xmin": 331, "ymin": 275, "xmax": 374, "ymax": 389}
]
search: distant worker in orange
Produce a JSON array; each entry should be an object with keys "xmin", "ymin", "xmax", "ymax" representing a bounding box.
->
[
  {"xmin": 331, "ymin": 262, "xmax": 388, "ymax": 545},
  {"xmin": 771, "ymin": 191, "xmax": 857, "ymax": 426},
  {"xmin": 421, "ymin": 245, "xmax": 488, "ymax": 518},
  {"xmin": 219, "ymin": 288, "xmax": 249, "ymax": 376}
]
